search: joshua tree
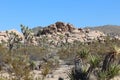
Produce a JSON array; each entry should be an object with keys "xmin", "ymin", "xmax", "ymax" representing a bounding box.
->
[
  {"xmin": 102, "ymin": 45, "xmax": 120, "ymax": 72},
  {"xmin": 20, "ymin": 24, "xmax": 34, "ymax": 55},
  {"xmin": 20, "ymin": 24, "xmax": 33, "ymax": 45},
  {"xmin": 102, "ymin": 52, "xmax": 115, "ymax": 72},
  {"xmin": 6, "ymin": 31, "xmax": 22, "ymax": 51}
]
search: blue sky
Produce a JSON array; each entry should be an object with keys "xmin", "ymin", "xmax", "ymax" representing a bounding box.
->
[{"xmin": 0, "ymin": 0, "xmax": 120, "ymax": 31}]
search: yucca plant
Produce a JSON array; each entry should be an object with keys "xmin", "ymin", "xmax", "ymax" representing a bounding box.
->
[
  {"xmin": 77, "ymin": 48, "xmax": 89, "ymax": 59},
  {"xmin": 107, "ymin": 64, "xmax": 120, "ymax": 79},
  {"xmin": 113, "ymin": 45, "xmax": 120, "ymax": 60},
  {"xmin": 20, "ymin": 24, "xmax": 33, "ymax": 45},
  {"xmin": 67, "ymin": 54, "xmax": 90, "ymax": 80},
  {"xmin": 84, "ymin": 55, "xmax": 101, "ymax": 80},
  {"xmin": 89, "ymin": 55, "xmax": 100, "ymax": 68},
  {"xmin": 98, "ymin": 71, "xmax": 108, "ymax": 80},
  {"xmin": 98, "ymin": 64, "xmax": 120, "ymax": 80}
]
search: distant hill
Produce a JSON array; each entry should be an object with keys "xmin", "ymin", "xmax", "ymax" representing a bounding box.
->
[
  {"xmin": 87, "ymin": 25, "xmax": 120, "ymax": 37},
  {"xmin": 32, "ymin": 26, "xmax": 43, "ymax": 36}
]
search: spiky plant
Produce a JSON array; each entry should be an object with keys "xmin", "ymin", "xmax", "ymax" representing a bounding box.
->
[
  {"xmin": 114, "ymin": 45, "xmax": 120, "ymax": 54},
  {"xmin": 107, "ymin": 63, "xmax": 120, "ymax": 79},
  {"xmin": 77, "ymin": 48, "xmax": 89, "ymax": 59},
  {"xmin": 113, "ymin": 45, "xmax": 120, "ymax": 60},
  {"xmin": 20, "ymin": 24, "xmax": 33, "ymax": 45},
  {"xmin": 6, "ymin": 31, "xmax": 22, "ymax": 51},
  {"xmin": 67, "ymin": 53, "xmax": 90, "ymax": 80},
  {"xmin": 98, "ymin": 63, "xmax": 120, "ymax": 80},
  {"xmin": 98, "ymin": 71, "xmax": 108, "ymax": 80},
  {"xmin": 89, "ymin": 55, "xmax": 100, "ymax": 68}
]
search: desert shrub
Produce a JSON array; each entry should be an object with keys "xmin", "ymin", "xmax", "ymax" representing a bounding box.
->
[
  {"xmin": 0, "ymin": 78, "xmax": 7, "ymax": 80},
  {"xmin": 10, "ymin": 54, "xmax": 31, "ymax": 80},
  {"xmin": 0, "ymin": 46, "xmax": 32, "ymax": 80},
  {"xmin": 41, "ymin": 62, "xmax": 52, "ymax": 80},
  {"xmin": 57, "ymin": 46, "xmax": 76, "ymax": 61},
  {"xmin": 16, "ymin": 46, "xmax": 48, "ymax": 61}
]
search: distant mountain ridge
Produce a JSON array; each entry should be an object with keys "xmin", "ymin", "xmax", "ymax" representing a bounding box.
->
[
  {"xmin": 86, "ymin": 25, "xmax": 120, "ymax": 37},
  {"xmin": 33, "ymin": 25, "xmax": 120, "ymax": 37},
  {"xmin": 32, "ymin": 26, "xmax": 43, "ymax": 35}
]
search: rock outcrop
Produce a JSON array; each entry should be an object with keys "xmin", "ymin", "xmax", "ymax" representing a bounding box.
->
[
  {"xmin": 0, "ymin": 31, "xmax": 8, "ymax": 43},
  {"xmin": 0, "ymin": 22, "xmax": 106, "ymax": 45},
  {"xmin": 34, "ymin": 22, "xmax": 106, "ymax": 45},
  {"xmin": 0, "ymin": 29, "xmax": 23, "ymax": 43},
  {"xmin": 41, "ymin": 22, "xmax": 75, "ymax": 34}
]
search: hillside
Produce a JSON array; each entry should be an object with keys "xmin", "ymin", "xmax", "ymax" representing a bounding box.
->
[
  {"xmin": 87, "ymin": 25, "xmax": 120, "ymax": 37},
  {"xmin": 0, "ymin": 23, "xmax": 120, "ymax": 80}
]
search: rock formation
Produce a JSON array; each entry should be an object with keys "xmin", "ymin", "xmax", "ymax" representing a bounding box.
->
[
  {"xmin": 0, "ymin": 22, "xmax": 106, "ymax": 45},
  {"xmin": 34, "ymin": 22, "xmax": 106, "ymax": 45},
  {"xmin": 0, "ymin": 29, "xmax": 23, "ymax": 43},
  {"xmin": 41, "ymin": 22, "xmax": 75, "ymax": 34}
]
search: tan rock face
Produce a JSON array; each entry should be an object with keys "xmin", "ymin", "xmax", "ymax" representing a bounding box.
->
[
  {"xmin": 0, "ymin": 29, "xmax": 23, "ymax": 43},
  {"xmin": 0, "ymin": 32, "xmax": 8, "ymax": 43},
  {"xmin": 41, "ymin": 22, "xmax": 75, "ymax": 34},
  {"xmin": 8, "ymin": 29, "xmax": 24, "ymax": 38},
  {"xmin": 34, "ymin": 22, "xmax": 106, "ymax": 45},
  {"xmin": 0, "ymin": 31, "xmax": 7, "ymax": 37}
]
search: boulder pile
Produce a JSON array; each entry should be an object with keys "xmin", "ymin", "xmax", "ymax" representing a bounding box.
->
[
  {"xmin": 0, "ymin": 22, "xmax": 106, "ymax": 45},
  {"xmin": 36, "ymin": 22, "xmax": 106, "ymax": 45},
  {"xmin": 0, "ymin": 29, "xmax": 23, "ymax": 43}
]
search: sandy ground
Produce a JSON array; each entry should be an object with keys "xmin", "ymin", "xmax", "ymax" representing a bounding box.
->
[{"xmin": 32, "ymin": 65, "xmax": 73, "ymax": 80}]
